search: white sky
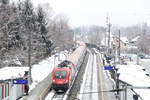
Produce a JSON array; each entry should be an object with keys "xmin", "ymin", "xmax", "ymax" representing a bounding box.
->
[{"xmin": 19, "ymin": 0, "xmax": 150, "ymax": 27}]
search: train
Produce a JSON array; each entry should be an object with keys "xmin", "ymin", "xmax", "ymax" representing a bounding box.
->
[{"xmin": 52, "ymin": 41, "xmax": 86, "ymax": 92}]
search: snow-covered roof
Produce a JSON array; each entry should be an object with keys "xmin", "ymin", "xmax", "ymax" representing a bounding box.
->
[
  {"xmin": 131, "ymin": 36, "xmax": 140, "ymax": 42},
  {"xmin": 0, "ymin": 67, "xmax": 29, "ymax": 80},
  {"xmin": 117, "ymin": 64, "xmax": 150, "ymax": 86},
  {"xmin": 117, "ymin": 64, "xmax": 150, "ymax": 100},
  {"xmin": 120, "ymin": 37, "xmax": 128, "ymax": 43}
]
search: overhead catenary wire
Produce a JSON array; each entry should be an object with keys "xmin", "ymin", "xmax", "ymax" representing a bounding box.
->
[
  {"xmin": 67, "ymin": 88, "xmax": 125, "ymax": 96},
  {"xmin": 63, "ymin": 89, "xmax": 124, "ymax": 100}
]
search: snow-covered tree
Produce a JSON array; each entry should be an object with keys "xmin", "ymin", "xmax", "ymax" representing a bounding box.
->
[
  {"xmin": 0, "ymin": 0, "xmax": 22, "ymax": 67},
  {"xmin": 0, "ymin": 0, "xmax": 9, "ymax": 4},
  {"xmin": 36, "ymin": 6, "xmax": 54, "ymax": 56},
  {"xmin": 0, "ymin": 0, "xmax": 74, "ymax": 67}
]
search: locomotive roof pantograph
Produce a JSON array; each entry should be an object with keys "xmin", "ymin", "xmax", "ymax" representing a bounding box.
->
[{"xmin": 57, "ymin": 60, "xmax": 73, "ymax": 68}]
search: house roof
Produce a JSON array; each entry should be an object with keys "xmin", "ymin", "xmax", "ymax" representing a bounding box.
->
[
  {"xmin": 131, "ymin": 36, "xmax": 140, "ymax": 42},
  {"xmin": 120, "ymin": 37, "xmax": 128, "ymax": 43}
]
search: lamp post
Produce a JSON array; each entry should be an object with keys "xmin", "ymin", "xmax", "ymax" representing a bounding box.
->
[
  {"xmin": 118, "ymin": 30, "xmax": 121, "ymax": 64},
  {"xmin": 26, "ymin": 16, "xmax": 32, "ymax": 85},
  {"xmin": 116, "ymin": 73, "xmax": 120, "ymax": 100},
  {"xmin": 54, "ymin": 54, "xmax": 58, "ymax": 67},
  {"xmin": 137, "ymin": 49, "xmax": 139, "ymax": 65},
  {"xmin": 53, "ymin": 47, "xmax": 59, "ymax": 66}
]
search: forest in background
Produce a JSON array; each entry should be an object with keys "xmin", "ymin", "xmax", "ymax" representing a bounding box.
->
[
  {"xmin": 0, "ymin": 0, "xmax": 150, "ymax": 67},
  {"xmin": 0, "ymin": 0, "xmax": 73, "ymax": 67}
]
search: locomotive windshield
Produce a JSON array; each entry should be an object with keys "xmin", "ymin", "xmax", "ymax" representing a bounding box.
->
[{"xmin": 55, "ymin": 71, "xmax": 67, "ymax": 79}]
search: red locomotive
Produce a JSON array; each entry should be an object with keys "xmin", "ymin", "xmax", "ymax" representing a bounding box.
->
[{"xmin": 52, "ymin": 41, "xmax": 86, "ymax": 92}]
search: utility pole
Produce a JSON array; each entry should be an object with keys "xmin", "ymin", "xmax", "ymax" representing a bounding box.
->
[
  {"xmin": 28, "ymin": 28, "xmax": 32, "ymax": 85},
  {"xmin": 125, "ymin": 84, "xmax": 127, "ymax": 100},
  {"xmin": 118, "ymin": 30, "xmax": 121, "ymax": 64},
  {"xmin": 137, "ymin": 53, "xmax": 139, "ymax": 65},
  {"xmin": 116, "ymin": 73, "xmax": 120, "ymax": 100},
  {"xmin": 26, "ymin": 16, "xmax": 32, "ymax": 85},
  {"xmin": 106, "ymin": 14, "xmax": 111, "ymax": 48},
  {"xmin": 108, "ymin": 23, "xmax": 111, "ymax": 48},
  {"xmin": 137, "ymin": 49, "xmax": 139, "ymax": 65},
  {"xmin": 73, "ymin": 31, "xmax": 76, "ymax": 42}
]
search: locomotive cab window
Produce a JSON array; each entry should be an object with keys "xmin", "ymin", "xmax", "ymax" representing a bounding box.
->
[{"xmin": 55, "ymin": 71, "xmax": 67, "ymax": 79}]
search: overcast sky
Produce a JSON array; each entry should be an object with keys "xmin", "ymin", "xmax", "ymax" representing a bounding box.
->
[{"xmin": 17, "ymin": 0, "xmax": 150, "ymax": 27}]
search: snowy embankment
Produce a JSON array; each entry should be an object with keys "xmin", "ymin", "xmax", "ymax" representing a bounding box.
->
[
  {"xmin": 29, "ymin": 51, "xmax": 68, "ymax": 91},
  {"xmin": 0, "ymin": 51, "xmax": 68, "ymax": 92},
  {"xmin": 117, "ymin": 58, "xmax": 150, "ymax": 100}
]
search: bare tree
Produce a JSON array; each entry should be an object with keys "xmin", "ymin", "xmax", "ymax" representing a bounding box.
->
[
  {"xmin": 138, "ymin": 35, "xmax": 150, "ymax": 54},
  {"xmin": 73, "ymin": 25, "xmax": 105, "ymax": 46},
  {"xmin": 50, "ymin": 14, "xmax": 73, "ymax": 51},
  {"xmin": 88, "ymin": 25, "xmax": 105, "ymax": 45}
]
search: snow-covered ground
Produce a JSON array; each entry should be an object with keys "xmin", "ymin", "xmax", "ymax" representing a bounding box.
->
[
  {"xmin": 78, "ymin": 52, "xmax": 98, "ymax": 100},
  {"xmin": 1, "ymin": 51, "xmax": 150, "ymax": 100},
  {"xmin": 140, "ymin": 59, "xmax": 150, "ymax": 75},
  {"xmin": 45, "ymin": 90, "xmax": 56, "ymax": 100},
  {"xmin": 29, "ymin": 51, "xmax": 150, "ymax": 100},
  {"xmin": 33, "ymin": 52, "xmax": 150, "ymax": 100},
  {"xmin": 29, "ymin": 52, "xmax": 67, "ymax": 90},
  {"xmin": 0, "ymin": 51, "xmax": 68, "ymax": 92}
]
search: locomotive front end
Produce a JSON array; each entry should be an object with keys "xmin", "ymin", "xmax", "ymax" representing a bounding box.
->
[{"xmin": 52, "ymin": 68, "xmax": 70, "ymax": 92}]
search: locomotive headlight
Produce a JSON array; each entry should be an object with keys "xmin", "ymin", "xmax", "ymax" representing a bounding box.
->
[{"xmin": 65, "ymin": 80, "xmax": 68, "ymax": 83}]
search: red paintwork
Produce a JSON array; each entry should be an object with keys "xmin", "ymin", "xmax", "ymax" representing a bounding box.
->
[
  {"xmin": 52, "ymin": 67, "xmax": 71, "ymax": 84},
  {"xmin": 1, "ymin": 84, "xmax": 3, "ymax": 100},
  {"xmin": 0, "ymin": 84, "xmax": 2, "ymax": 100},
  {"xmin": 52, "ymin": 41, "xmax": 86, "ymax": 91}
]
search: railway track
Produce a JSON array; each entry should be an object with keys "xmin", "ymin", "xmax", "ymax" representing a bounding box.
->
[
  {"xmin": 45, "ymin": 50, "xmax": 88, "ymax": 100},
  {"xmin": 51, "ymin": 91, "xmax": 65, "ymax": 100},
  {"xmin": 44, "ymin": 89, "xmax": 65, "ymax": 100},
  {"xmin": 66, "ymin": 50, "xmax": 89, "ymax": 100},
  {"xmin": 78, "ymin": 49, "xmax": 98, "ymax": 100}
]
